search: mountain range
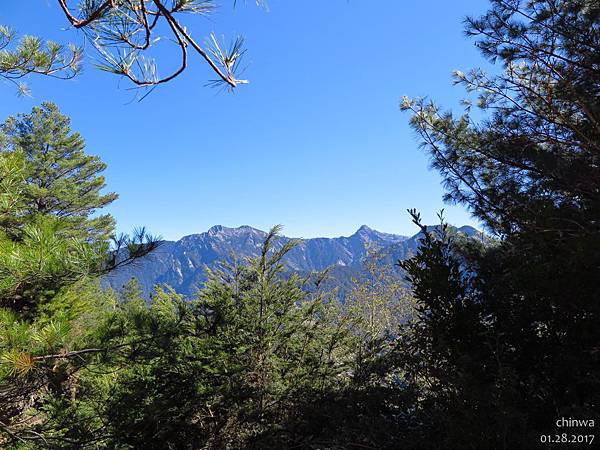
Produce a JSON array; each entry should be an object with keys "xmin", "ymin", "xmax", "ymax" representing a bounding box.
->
[{"xmin": 103, "ymin": 224, "xmax": 482, "ymax": 299}]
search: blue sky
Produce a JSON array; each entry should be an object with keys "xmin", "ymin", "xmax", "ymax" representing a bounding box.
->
[{"xmin": 1, "ymin": 0, "xmax": 491, "ymax": 240}]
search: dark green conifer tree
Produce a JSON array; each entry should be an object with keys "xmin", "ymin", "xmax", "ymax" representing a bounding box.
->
[
  {"xmin": 0, "ymin": 106, "xmax": 157, "ymax": 447},
  {"xmin": 395, "ymin": 1, "xmax": 600, "ymax": 447},
  {"xmin": 1, "ymin": 102, "xmax": 117, "ymax": 239},
  {"xmin": 74, "ymin": 227, "xmax": 354, "ymax": 450}
]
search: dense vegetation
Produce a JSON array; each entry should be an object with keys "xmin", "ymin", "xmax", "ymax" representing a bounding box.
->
[{"xmin": 1, "ymin": 0, "xmax": 598, "ymax": 448}]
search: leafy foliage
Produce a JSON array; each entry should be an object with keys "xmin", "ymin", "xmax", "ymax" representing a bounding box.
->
[
  {"xmin": 0, "ymin": 224, "xmax": 416, "ymax": 449},
  {"xmin": 395, "ymin": 1, "xmax": 600, "ymax": 447},
  {"xmin": 3, "ymin": 2, "xmax": 598, "ymax": 448},
  {"xmin": 0, "ymin": 105, "xmax": 157, "ymax": 447},
  {"xmin": 342, "ymin": 246, "xmax": 415, "ymax": 385},
  {"xmin": 74, "ymin": 227, "xmax": 355, "ymax": 449}
]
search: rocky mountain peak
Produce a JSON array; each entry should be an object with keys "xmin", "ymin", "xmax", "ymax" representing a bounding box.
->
[
  {"xmin": 103, "ymin": 224, "xmax": 480, "ymax": 299},
  {"xmin": 207, "ymin": 225, "xmax": 225, "ymax": 235}
]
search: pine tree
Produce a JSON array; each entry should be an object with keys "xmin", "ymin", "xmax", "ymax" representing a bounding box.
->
[
  {"xmin": 0, "ymin": 107, "xmax": 157, "ymax": 447},
  {"xmin": 395, "ymin": 1, "xmax": 600, "ymax": 447},
  {"xmin": 0, "ymin": 25, "xmax": 81, "ymax": 96},
  {"xmin": 77, "ymin": 226, "xmax": 354, "ymax": 449},
  {"xmin": 1, "ymin": 1, "xmax": 269, "ymax": 94},
  {"xmin": 401, "ymin": 0, "xmax": 599, "ymax": 237},
  {"xmin": 0, "ymin": 150, "xmax": 111, "ymax": 445},
  {"xmin": 1, "ymin": 102, "xmax": 117, "ymax": 239}
]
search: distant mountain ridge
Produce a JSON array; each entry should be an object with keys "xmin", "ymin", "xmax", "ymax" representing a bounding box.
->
[{"xmin": 103, "ymin": 224, "xmax": 482, "ymax": 298}]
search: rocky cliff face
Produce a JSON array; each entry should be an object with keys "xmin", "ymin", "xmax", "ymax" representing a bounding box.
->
[{"xmin": 103, "ymin": 224, "xmax": 482, "ymax": 298}]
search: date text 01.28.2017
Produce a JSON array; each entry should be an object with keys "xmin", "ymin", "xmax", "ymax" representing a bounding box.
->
[{"xmin": 540, "ymin": 434, "xmax": 595, "ymax": 445}]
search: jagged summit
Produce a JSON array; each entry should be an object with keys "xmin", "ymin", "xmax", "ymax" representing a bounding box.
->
[
  {"xmin": 206, "ymin": 224, "xmax": 263, "ymax": 235},
  {"xmin": 458, "ymin": 225, "xmax": 481, "ymax": 236},
  {"xmin": 207, "ymin": 224, "xmax": 225, "ymax": 234},
  {"xmin": 186, "ymin": 224, "xmax": 402, "ymax": 243},
  {"xmin": 104, "ymin": 224, "xmax": 481, "ymax": 298},
  {"xmin": 352, "ymin": 224, "xmax": 408, "ymax": 244}
]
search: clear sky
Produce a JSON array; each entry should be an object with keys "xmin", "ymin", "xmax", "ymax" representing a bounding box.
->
[{"xmin": 1, "ymin": 0, "xmax": 491, "ymax": 240}]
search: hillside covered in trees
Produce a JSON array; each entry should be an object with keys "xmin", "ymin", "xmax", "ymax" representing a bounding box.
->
[{"xmin": 1, "ymin": 0, "xmax": 599, "ymax": 449}]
